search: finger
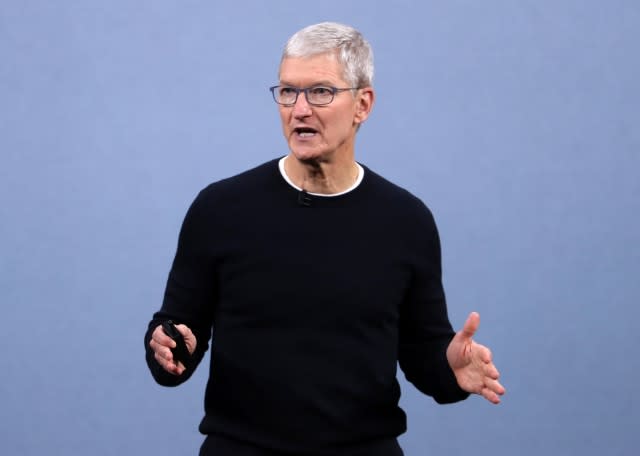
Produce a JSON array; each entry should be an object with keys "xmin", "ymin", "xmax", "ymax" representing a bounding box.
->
[
  {"xmin": 153, "ymin": 344, "xmax": 173, "ymax": 364},
  {"xmin": 481, "ymin": 387, "xmax": 502, "ymax": 404},
  {"xmin": 154, "ymin": 348, "xmax": 173, "ymax": 369},
  {"xmin": 475, "ymin": 347, "xmax": 500, "ymax": 379},
  {"xmin": 151, "ymin": 340, "xmax": 178, "ymax": 368},
  {"xmin": 152, "ymin": 325, "xmax": 176, "ymax": 348},
  {"xmin": 174, "ymin": 324, "xmax": 197, "ymax": 354},
  {"xmin": 482, "ymin": 347, "xmax": 493, "ymax": 364},
  {"xmin": 485, "ymin": 377, "xmax": 506, "ymax": 396},
  {"xmin": 149, "ymin": 338, "xmax": 166, "ymax": 356},
  {"xmin": 484, "ymin": 364, "xmax": 500, "ymax": 380},
  {"xmin": 174, "ymin": 324, "xmax": 189, "ymax": 337},
  {"xmin": 460, "ymin": 312, "xmax": 480, "ymax": 340},
  {"xmin": 154, "ymin": 349, "xmax": 182, "ymax": 375}
]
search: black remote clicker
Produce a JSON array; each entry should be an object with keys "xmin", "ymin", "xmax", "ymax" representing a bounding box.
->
[{"xmin": 161, "ymin": 320, "xmax": 191, "ymax": 368}]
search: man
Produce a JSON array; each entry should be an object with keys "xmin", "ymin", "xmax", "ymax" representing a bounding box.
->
[{"xmin": 145, "ymin": 22, "xmax": 504, "ymax": 456}]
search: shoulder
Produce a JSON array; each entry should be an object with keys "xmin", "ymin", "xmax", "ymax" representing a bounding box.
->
[
  {"xmin": 360, "ymin": 164, "xmax": 436, "ymax": 223},
  {"xmin": 182, "ymin": 158, "xmax": 281, "ymax": 222},
  {"xmin": 200, "ymin": 158, "xmax": 280, "ymax": 198},
  {"xmin": 360, "ymin": 165, "xmax": 443, "ymax": 256}
]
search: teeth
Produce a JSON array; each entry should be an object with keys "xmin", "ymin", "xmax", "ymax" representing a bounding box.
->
[{"xmin": 299, "ymin": 132, "xmax": 315, "ymax": 137}]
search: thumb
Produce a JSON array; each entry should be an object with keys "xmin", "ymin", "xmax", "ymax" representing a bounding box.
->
[
  {"xmin": 459, "ymin": 311, "xmax": 480, "ymax": 340},
  {"xmin": 175, "ymin": 324, "xmax": 197, "ymax": 354}
]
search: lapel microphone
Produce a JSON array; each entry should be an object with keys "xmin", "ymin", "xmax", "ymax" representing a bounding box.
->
[{"xmin": 298, "ymin": 189, "xmax": 312, "ymax": 207}]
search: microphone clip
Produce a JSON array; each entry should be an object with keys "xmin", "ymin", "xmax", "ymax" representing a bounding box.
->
[{"xmin": 298, "ymin": 190, "xmax": 312, "ymax": 207}]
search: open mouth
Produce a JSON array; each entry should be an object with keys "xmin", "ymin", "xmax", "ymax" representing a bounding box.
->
[{"xmin": 294, "ymin": 127, "xmax": 318, "ymax": 138}]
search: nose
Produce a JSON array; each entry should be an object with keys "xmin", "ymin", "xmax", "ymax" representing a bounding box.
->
[{"xmin": 292, "ymin": 91, "xmax": 312, "ymax": 118}]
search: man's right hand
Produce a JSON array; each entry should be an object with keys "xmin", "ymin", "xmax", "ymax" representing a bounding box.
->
[{"xmin": 149, "ymin": 323, "xmax": 197, "ymax": 375}]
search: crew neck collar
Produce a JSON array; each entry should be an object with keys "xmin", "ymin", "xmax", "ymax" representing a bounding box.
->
[{"xmin": 278, "ymin": 156, "xmax": 364, "ymax": 197}]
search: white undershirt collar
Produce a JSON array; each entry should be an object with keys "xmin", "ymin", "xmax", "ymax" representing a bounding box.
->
[{"xmin": 278, "ymin": 156, "xmax": 364, "ymax": 197}]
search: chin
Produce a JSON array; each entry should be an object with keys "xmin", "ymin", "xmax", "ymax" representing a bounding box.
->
[{"xmin": 289, "ymin": 145, "xmax": 325, "ymax": 163}]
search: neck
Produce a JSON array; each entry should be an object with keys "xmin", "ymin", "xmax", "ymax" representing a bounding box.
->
[{"xmin": 284, "ymin": 154, "xmax": 359, "ymax": 194}]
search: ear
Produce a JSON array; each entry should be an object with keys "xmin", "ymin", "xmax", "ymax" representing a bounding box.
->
[{"xmin": 354, "ymin": 87, "xmax": 375, "ymax": 126}]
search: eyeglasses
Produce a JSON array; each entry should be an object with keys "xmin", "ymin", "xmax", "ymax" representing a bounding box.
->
[{"xmin": 269, "ymin": 85, "xmax": 359, "ymax": 106}]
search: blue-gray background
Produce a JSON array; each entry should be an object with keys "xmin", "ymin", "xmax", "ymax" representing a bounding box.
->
[{"xmin": 1, "ymin": 1, "xmax": 638, "ymax": 454}]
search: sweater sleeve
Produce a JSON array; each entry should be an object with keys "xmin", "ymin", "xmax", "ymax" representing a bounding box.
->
[
  {"xmin": 144, "ymin": 189, "xmax": 218, "ymax": 386},
  {"xmin": 397, "ymin": 204, "xmax": 470, "ymax": 404}
]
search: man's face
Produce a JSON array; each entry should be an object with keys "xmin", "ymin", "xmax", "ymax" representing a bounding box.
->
[{"xmin": 277, "ymin": 53, "xmax": 373, "ymax": 163}]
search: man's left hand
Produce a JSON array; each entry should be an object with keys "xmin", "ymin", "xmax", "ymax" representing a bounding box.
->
[{"xmin": 447, "ymin": 312, "xmax": 505, "ymax": 404}]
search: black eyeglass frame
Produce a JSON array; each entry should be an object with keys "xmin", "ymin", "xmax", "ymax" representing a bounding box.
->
[{"xmin": 269, "ymin": 85, "xmax": 360, "ymax": 106}]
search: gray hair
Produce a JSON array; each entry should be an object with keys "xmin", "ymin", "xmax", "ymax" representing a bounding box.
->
[{"xmin": 281, "ymin": 22, "xmax": 374, "ymax": 88}]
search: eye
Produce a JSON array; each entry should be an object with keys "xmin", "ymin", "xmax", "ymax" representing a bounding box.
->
[
  {"xmin": 309, "ymin": 86, "xmax": 333, "ymax": 96},
  {"xmin": 279, "ymin": 86, "xmax": 296, "ymax": 96}
]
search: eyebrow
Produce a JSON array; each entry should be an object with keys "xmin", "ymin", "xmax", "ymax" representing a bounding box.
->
[{"xmin": 279, "ymin": 80, "xmax": 335, "ymax": 87}]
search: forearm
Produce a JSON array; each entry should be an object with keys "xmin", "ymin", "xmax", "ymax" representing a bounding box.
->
[{"xmin": 399, "ymin": 333, "xmax": 469, "ymax": 404}]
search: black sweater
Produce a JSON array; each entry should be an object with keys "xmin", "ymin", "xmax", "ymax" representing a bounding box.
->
[{"xmin": 145, "ymin": 159, "xmax": 469, "ymax": 455}]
